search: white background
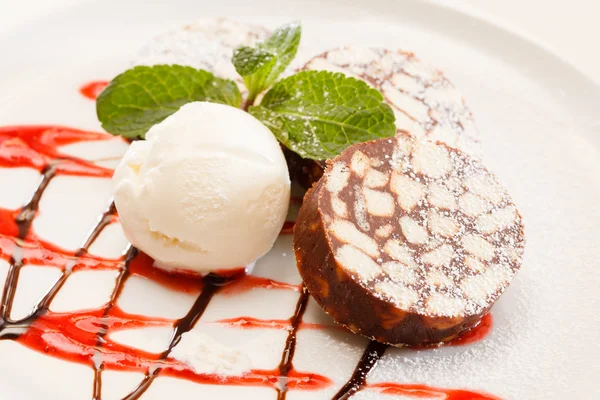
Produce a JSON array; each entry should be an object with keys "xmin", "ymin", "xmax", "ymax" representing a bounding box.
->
[{"xmin": 0, "ymin": 0, "xmax": 598, "ymax": 85}]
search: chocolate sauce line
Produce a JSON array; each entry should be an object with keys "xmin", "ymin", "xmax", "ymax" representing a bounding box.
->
[
  {"xmin": 276, "ymin": 286, "xmax": 310, "ymax": 400},
  {"xmin": 2, "ymin": 163, "xmax": 112, "ymax": 322},
  {"xmin": 78, "ymin": 202, "xmax": 117, "ymax": 256},
  {"xmin": 0, "ymin": 165, "xmax": 56, "ymax": 327},
  {"xmin": 92, "ymin": 245, "xmax": 137, "ymax": 400},
  {"xmin": 122, "ymin": 273, "xmax": 229, "ymax": 400},
  {"xmin": 15, "ymin": 164, "xmax": 57, "ymax": 239},
  {"xmin": 0, "ymin": 199, "xmax": 118, "ymax": 341},
  {"xmin": 0, "ymin": 192, "xmax": 116, "ymax": 342},
  {"xmin": 331, "ymin": 341, "xmax": 388, "ymax": 400},
  {"xmin": 21, "ymin": 201, "xmax": 120, "ymax": 338},
  {"xmin": 0, "ymin": 256, "xmax": 24, "ymax": 325},
  {"xmin": 32, "ymin": 201, "xmax": 118, "ymax": 326},
  {"xmin": 123, "ymin": 374, "xmax": 155, "ymax": 400}
]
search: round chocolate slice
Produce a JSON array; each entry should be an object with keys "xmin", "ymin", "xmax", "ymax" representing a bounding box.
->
[
  {"xmin": 303, "ymin": 47, "xmax": 481, "ymax": 157},
  {"xmin": 294, "ymin": 135, "xmax": 524, "ymax": 346}
]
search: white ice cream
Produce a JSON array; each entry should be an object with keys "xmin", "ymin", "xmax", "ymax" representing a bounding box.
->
[{"xmin": 113, "ymin": 102, "xmax": 290, "ymax": 274}]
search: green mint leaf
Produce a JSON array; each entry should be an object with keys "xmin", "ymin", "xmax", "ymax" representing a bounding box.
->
[
  {"xmin": 232, "ymin": 46, "xmax": 276, "ymax": 77},
  {"xmin": 233, "ymin": 21, "xmax": 301, "ymax": 104},
  {"xmin": 249, "ymin": 70, "xmax": 396, "ymax": 160},
  {"xmin": 261, "ymin": 21, "xmax": 301, "ymax": 77},
  {"xmin": 96, "ymin": 65, "xmax": 242, "ymax": 138}
]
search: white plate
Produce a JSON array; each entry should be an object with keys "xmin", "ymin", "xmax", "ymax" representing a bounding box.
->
[{"xmin": 0, "ymin": 1, "xmax": 599, "ymax": 399}]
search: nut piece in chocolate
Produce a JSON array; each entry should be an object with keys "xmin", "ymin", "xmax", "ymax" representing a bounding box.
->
[{"xmin": 294, "ymin": 135, "xmax": 525, "ymax": 346}]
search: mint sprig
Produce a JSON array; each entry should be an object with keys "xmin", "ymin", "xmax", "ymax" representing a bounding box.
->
[
  {"xmin": 232, "ymin": 21, "xmax": 301, "ymax": 108},
  {"xmin": 96, "ymin": 65, "xmax": 241, "ymax": 138},
  {"xmin": 96, "ymin": 21, "xmax": 397, "ymax": 160},
  {"xmin": 249, "ymin": 70, "xmax": 396, "ymax": 160}
]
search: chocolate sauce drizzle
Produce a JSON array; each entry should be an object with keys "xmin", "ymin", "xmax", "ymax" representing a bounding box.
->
[
  {"xmin": 79, "ymin": 202, "xmax": 117, "ymax": 256},
  {"xmin": 0, "ymin": 164, "xmax": 58, "ymax": 336},
  {"xmin": 120, "ymin": 273, "xmax": 229, "ymax": 400},
  {"xmin": 0, "ymin": 198, "xmax": 117, "ymax": 340},
  {"xmin": 0, "ymin": 138, "xmax": 124, "ymax": 390},
  {"xmin": 332, "ymin": 341, "xmax": 388, "ymax": 399},
  {"xmin": 276, "ymin": 286, "xmax": 310, "ymax": 400},
  {"xmin": 16, "ymin": 164, "xmax": 57, "ymax": 239},
  {"xmin": 92, "ymin": 245, "xmax": 136, "ymax": 400}
]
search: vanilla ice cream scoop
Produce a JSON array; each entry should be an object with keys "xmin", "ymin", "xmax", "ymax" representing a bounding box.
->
[{"xmin": 113, "ymin": 102, "xmax": 290, "ymax": 274}]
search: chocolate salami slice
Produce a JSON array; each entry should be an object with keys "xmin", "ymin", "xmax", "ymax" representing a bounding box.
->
[
  {"xmin": 294, "ymin": 134, "xmax": 524, "ymax": 346},
  {"xmin": 304, "ymin": 47, "xmax": 481, "ymax": 157}
]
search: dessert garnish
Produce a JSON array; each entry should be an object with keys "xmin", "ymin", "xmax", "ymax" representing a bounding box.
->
[
  {"xmin": 113, "ymin": 101, "xmax": 291, "ymax": 274},
  {"xmin": 96, "ymin": 65, "xmax": 243, "ymax": 139},
  {"xmin": 96, "ymin": 22, "xmax": 397, "ymax": 161},
  {"xmin": 231, "ymin": 21, "xmax": 301, "ymax": 108},
  {"xmin": 248, "ymin": 70, "xmax": 396, "ymax": 160},
  {"xmin": 294, "ymin": 134, "xmax": 525, "ymax": 346}
]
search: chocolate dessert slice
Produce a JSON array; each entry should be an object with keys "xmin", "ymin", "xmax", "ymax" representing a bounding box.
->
[{"xmin": 294, "ymin": 134, "xmax": 524, "ymax": 346}]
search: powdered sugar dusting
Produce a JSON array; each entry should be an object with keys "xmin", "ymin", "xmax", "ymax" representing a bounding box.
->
[
  {"xmin": 170, "ymin": 330, "xmax": 251, "ymax": 376},
  {"xmin": 320, "ymin": 135, "xmax": 525, "ymax": 318},
  {"xmin": 134, "ymin": 18, "xmax": 268, "ymax": 91}
]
